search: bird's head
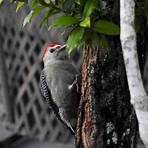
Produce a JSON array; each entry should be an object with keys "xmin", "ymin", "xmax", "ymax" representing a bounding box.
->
[{"xmin": 42, "ymin": 43, "xmax": 68, "ymax": 65}]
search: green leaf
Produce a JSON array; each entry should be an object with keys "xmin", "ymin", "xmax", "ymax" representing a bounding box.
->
[
  {"xmin": 23, "ymin": 5, "xmax": 45, "ymax": 27},
  {"xmin": 16, "ymin": 1, "xmax": 25, "ymax": 12},
  {"xmin": 75, "ymin": 0, "xmax": 85, "ymax": 6},
  {"xmin": 0, "ymin": 0, "xmax": 3, "ymax": 5},
  {"xmin": 50, "ymin": 16, "xmax": 79, "ymax": 28},
  {"xmin": 30, "ymin": 0, "xmax": 39, "ymax": 9},
  {"xmin": 67, "ymin": 27, "xmax": 84, "ymax": 53},
  {"xmin": 81, "ymin": 0, "xmax": 97, "ymax": 29},
  {"xmin": 75, "ymin": 0, "xmax": 81, "ymax": 5},
  {"xmin": 30, "ymin": 0, "xmax": 50, "ymax": 8},
  {"xmin": 63, "ymin": 0, "xmax": 75, "ymax": 12},
  {"xmin": 10, "ymin": 0, "xmax": 25, "ymax": 2},
  {"xmin": 80, "ymin": 17, "xmax": 90, "ymax": 28},
  {"xmin": 40, "ymin": 9, "xmax": 59, "ymax": 27},
  {"xmin": 44, "ymin": 0, "xmax": 50, "ymax": 4},
  {"xmin": 98, "ymin": 35, "xmax": 109, "ymax": 49},
  {"xmin": 94, "ymin": 20, "xmax": 120, "ymax": 35},
  {"xmin": 80, "ymin": 0, "xmax": 85, "ymax": 6},
  {"xmin": 23, "ymin": 11, "xmax": 34, "ymax": 27},
  {"xmin": 38, "ymin": 0, "xmax": 49, "ymax": 6},
  {"xmin": 83, "ymin": 0, "xmax": 97, "ymax": 17}
]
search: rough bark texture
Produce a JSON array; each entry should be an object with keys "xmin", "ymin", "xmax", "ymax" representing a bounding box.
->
[
  {"xmin": 76, "ymin": 46, "xmax": 100, "ymax": 148},
  {"xmin": 76, "ymin": 42, "xmax": 138, "ymax": 148}
]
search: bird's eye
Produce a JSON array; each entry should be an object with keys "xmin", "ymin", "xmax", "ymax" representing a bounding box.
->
[{"xmin": 49, "ymin": 48, "xmax": 55, "ymax": 53}]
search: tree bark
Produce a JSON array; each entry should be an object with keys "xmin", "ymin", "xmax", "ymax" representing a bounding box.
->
[
  {"xmin": 76, "ymin": 43, "xmax": 138, "ymax": 147},
  {"xmin": 120, "ymin": 0, "xmax": 148, "ymax": 146},
  {"xmin": 76, "ymin": 46, "xmax": 100, "ymax": 148}
]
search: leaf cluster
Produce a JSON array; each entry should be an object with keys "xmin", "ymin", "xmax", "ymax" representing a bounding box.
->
[{"xmin": 6, "ymin": 0, "xmax": 120, "ymax": 53}]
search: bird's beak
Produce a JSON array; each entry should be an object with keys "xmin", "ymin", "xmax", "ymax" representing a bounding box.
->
[{"xmin": 57, "ymin": 45, "xmax": 66, "ymax": 53}]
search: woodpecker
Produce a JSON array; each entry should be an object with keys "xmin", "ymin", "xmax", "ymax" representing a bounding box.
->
[{"xmin": 40, "ymin": 43, "xmax": 80, "ymax": 134}]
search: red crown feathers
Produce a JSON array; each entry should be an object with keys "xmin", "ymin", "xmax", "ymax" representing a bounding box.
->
[{"xmin": 42, "ymin": 43, "xmax": 61, "ymax": 58}]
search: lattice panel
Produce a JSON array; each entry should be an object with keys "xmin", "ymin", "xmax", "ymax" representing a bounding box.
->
[
  {"xmin": 0, "ymin": 22, "xmax": 72, "ymax": 143},
  {"xmin": 0, "ymin": 61, "xmax": 7, "ymax": 121},
  {"xmin": 0, "ymin": 54, "xmax": 6, "ymax": 116}
]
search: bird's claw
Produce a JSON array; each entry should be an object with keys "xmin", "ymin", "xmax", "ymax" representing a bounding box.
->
[{"xmin": 68, "ymin": 74, "xmax": 81, "ymax": 93}]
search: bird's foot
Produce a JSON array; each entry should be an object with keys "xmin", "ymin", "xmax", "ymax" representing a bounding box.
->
[{"xmin": 68, "ymin": 74, "xmax": 81, "ymax": 93}]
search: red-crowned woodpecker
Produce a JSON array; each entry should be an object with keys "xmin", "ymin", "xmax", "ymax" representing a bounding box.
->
[{"xmin": 40, "ymin": 43, "xmax": 80, "ymax": 134}]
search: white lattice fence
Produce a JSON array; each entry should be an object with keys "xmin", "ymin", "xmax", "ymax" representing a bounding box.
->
[{"xmin": 0, "ymin": 19, "xmax": 73, "ymax": 144}]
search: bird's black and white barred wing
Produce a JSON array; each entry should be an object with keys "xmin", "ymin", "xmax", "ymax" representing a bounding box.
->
[
  {"xmin": 39, "ymin": 70, "xmax": 74, "ymax": 134},
  {"xmin": 40, "ymin": 71, "xmax": 56, "ymax": 108}
]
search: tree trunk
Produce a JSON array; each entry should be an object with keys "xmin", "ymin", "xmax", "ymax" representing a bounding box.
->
[
  {"xmin": 74, "ymin": 0, "xmax": 148, "ymax": 147},
  {"xmin": 76, "ymin": 42, "xmax": 138, "ymax": 148},
  {"xmin": 120, "ymin": 0, "xmax": 148, "ymax": 146},
  {"xmin": 76, "ymin": 46, "xmax": 101, "ymax": 148}
]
